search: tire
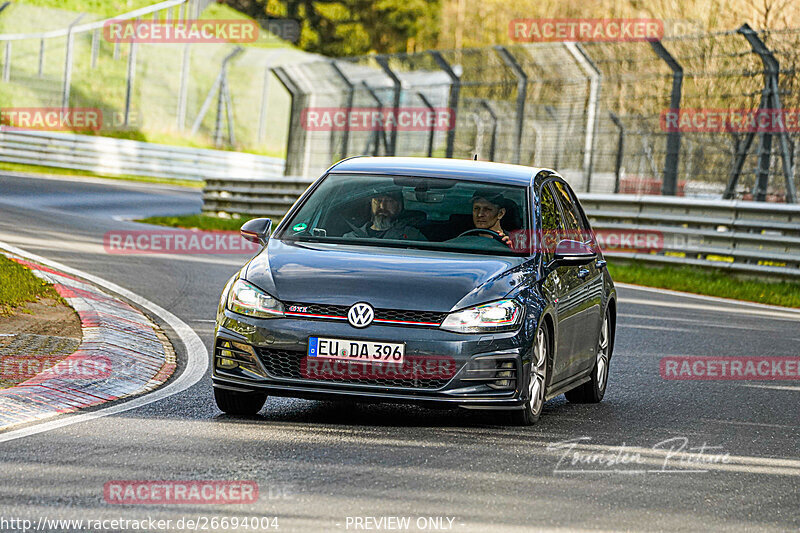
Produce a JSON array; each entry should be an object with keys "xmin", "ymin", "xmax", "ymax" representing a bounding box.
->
[
  {"xmin": 565, "ymin": 309, "xmax": 611, "ymax": 404},
  {"xmin": 510, "ymin": 324, "xmax": 548, "ymax": 426},
  {"xmin": 214, "ymin": 387, "xmax": 267, "ymax": 415}
]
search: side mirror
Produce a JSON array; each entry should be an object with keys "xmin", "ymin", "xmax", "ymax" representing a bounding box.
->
[
  {"xmin": 240, "ymin": 218, "xmax": 272, "ymax": 247},
  {"xmin": 553, "ymin": 239, "xmax": 596, "ymax": 266}
]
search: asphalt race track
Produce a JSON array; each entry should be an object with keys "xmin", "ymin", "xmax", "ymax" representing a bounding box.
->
[{"xmin": 1, "ymin": 173, "xmax": 798, "ymax": 532}]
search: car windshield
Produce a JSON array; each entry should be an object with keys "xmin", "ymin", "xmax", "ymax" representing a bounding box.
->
[{"xmin": 277, "ymin": 173, "xmax": 532, "ymax": 256}]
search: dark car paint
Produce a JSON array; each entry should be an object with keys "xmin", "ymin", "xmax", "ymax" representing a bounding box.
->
[{"xmin": 213, "ymin": 157, "xmax": 616, "ymax": 410}]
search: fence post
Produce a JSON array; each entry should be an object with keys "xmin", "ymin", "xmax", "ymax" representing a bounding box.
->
[
  {"xmin": 62, "ymin": 14, "xmax": 85, "ymax": 109},
  {"xmin": 494, "ymin": 46, "xmax": 527, "ymax": 165},
  {"xmin": 430, "ymin": 51, "xmax": 459, "ymax": 158},
  {"xmin": 124, "ymin": 29, "xmax": 138, "ymax": 127},
  {"xmin": 417, "ymin": 92, "xmax": 436, "ymax": 158},
  {"xmin": 90, "ymin": 30, "xmax": 99, "ymax": 69},
  {"xmin": 271, "ymin": 65, "xmax": 304, "ymax": 176},
  {"xmin": 649, "ymin": 41, "xmax": 683, "ymax": 196},
  {"xmin": 329, "ymin": 60, "xmax": 354, "ymax": 159},
  {"xmin": 480, "ymin": 99, "xmax": 497, "ymax": 162},
  {"xmin": 565, "ymin": 43, "xmax": 601, "ymax": 192},
  {"xmin": 39, "ymin": 39, "xmax": 45, "ymax": 77},
  {"xmin": 2, "ymin": 41, "xmax": 9, "ymax": 82},
  {"xmin": 737, "ymin": 23, "xmax": 796, "ymax": 203},
  {"xmin": 361, "ymin": 81, "xmax": 388, "ymax": 156},
  {"xmin": 375, "ymin": 55, "xmax": 402, "ymax": 156},
  {"xmin": 176, "ymin": 44, "xmax": 191, "ymax": 130},
  {"xmin": 609, "ymin": 112, "xmax": 625, "ymax": 194}
]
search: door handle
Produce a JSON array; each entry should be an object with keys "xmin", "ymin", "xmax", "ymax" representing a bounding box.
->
[
  {"xmin": 577, "ymin": 268, "xmax": 590, "ymax": 279},
  {"xmin": 595, "ymin": 259, "xmax": 607, "ymax": 269}
]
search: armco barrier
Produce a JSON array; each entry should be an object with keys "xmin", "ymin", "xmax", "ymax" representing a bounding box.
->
[
  {"xmin": 0, "ymin": 130, "xmax": 285, "ymax": 181},
  {"xmin": 202, "ymin": 178, "xmax": 800, "ymax": 279}
]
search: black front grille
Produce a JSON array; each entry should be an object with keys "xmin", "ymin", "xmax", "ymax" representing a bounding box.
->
[
  {"xmin": 258, "ymin": 348, "xmax": 455, "ymax": 390},
  {"xmin": 285, "ymin": 303, "xmax": 446, "ymax": 326}
]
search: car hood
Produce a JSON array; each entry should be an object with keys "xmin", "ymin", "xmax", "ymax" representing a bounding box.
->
[{"xmin": 244, "ymin": 239, "xmax": 532, "ymax": 312}]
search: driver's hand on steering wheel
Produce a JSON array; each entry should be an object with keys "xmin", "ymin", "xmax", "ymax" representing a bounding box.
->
[{"xmin": 498, "ymin": 231, "xmax": 513, "ymax": 248}]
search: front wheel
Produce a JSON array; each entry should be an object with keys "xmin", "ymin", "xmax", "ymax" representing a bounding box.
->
[
  {"xmin": 214, "ymin": 388, "xmax": 267, "ymax": 415},
  {"xmin": 509, "ymin": 325, "xmax": 548, "ymax": 426},
  {"xmin": 565, "ymin": 309, "xmax": 611, "ymax": 404}
]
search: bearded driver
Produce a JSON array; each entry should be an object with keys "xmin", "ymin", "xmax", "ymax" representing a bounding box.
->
[
  {"xmin": 344, "ymin": 190, "xmax": 426, "ymax": 241},
  {"xmin": 472, "ymin": 192, "xmax": 513, "ymax": 247}
]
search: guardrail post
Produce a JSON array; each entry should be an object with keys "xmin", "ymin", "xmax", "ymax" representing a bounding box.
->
[
  {"xmin": 429, "ymin": 51, "xmax": 459, "ymax": 158},
  {"xmin": 124, "ymin": 25, "xmax": 138, "ymax": 127},
  {"xmin": 480, "ymin": 99, "xmax": 497, "ymax": 162},
  {"xmin": 177, "ymin": 44, "xmax": 191, "ymax": 130},
  {"xmin": 329, "ymin": 60, "xmax": 354, "ymax": 159},
  {"xmin": 649, "ymin": 40, "xmax": 683, "ymax": 196},
  {"xmin": 375, "ymin": 55, "xmax": 402, "ymax": 156},
  {"xmin": 737, "ymin": 23, "xmax": 796, "ymax": 203},
  {"xmin": 494, "ymin": 46, "xmax": 527, "ymax": 165},
  {"xmin": 417, "ymin": 92, "xmax": 436, "ymax": 158},
  {"xmin": 565, "ymin": 43, "xmax": 601, "ymax": 192},
  {"xmin": 609, "ymin": 112, "xmax": 625, "ymax": 194},
  {"xmin": 62, "ymin": 14, "xmax": 85, "ymax": 109}
]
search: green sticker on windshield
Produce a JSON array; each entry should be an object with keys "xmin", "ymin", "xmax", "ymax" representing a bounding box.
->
[{"xmin": 292, "ymin": 223, "xmax": 308, "ymax": 232}]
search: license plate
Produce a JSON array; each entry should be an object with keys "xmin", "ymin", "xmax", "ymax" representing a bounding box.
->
[{"xmin": 308, "ymin": 337, "xmax": 405, "ymax": 363}]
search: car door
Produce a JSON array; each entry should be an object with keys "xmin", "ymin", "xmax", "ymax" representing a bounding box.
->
[
  {"xmin": 537, "ymin": 180, "xmax": 574, "ymax": 384},
  {"xmin": 551, "ymin": 180, "xmax": 604, "ymax": 376}
]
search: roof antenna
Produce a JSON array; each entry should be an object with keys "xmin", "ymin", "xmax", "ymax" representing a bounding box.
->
[{"xmin": 473, "ymin": 153, "xmax": 478, "ymax": 161}]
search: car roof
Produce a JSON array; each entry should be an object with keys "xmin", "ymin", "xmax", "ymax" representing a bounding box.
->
[{"xmin": 329, "ymin": 156, "xmax": 548, "ymax": 187}]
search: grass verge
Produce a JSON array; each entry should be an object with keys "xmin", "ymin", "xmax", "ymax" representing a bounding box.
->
[
  {"xmin": 135, "ymin": 213, "xmax": 250, "ymax": 231},
  {"xmin": 607, "ymin": 262, "xmax": 800, "ymax": 308},
  {"xmin": 0, "ymin": 162, "xmax": 204, "ymax": 189},
  {"xmin": 0, "ymin": 255, "xmax": 63, "ymax": 316}
]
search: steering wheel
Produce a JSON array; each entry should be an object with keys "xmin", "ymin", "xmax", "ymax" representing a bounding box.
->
[{"xmin": 456, "ymin": 228, "xmax": 508, "ymax": 245}]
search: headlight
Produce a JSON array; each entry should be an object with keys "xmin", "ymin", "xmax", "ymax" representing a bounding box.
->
[
  {"xmin": 226, "ymin": 279, "xmax": 284, "ymax": 318},
  {"xmin": 440, "ymin": 299, "xmax": 523, "ymax": 333}
]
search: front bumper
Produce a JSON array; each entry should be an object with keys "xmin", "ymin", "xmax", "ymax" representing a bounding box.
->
[{"xmin": 212, "ymin": 310, "xmax": 533, "ymax": 410}]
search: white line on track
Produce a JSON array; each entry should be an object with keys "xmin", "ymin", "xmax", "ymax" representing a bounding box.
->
[
  {"xmin": 619, "ymin": 297, "xmax": 800, "ymax": 321},
  {"xmin": 0, "ymin": 241, "xmax": 208, "ymax": 444},
  {"xmin": 618, "ymin": 282, "xmax": 800, "ymax": 315}
]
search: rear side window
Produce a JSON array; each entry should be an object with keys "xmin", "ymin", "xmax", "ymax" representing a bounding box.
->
[
  {"xmin": 538, "ymin": 182, "xmax": 562, "ymax": 262},
  {"xmin": 552, "ymin": 181, "xmax": 593, "ymax": 243}
]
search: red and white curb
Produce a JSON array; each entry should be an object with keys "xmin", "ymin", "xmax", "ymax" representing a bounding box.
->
[{"xmin": 0, "ymin": 257, "xmax": 176, "ymax": 430}]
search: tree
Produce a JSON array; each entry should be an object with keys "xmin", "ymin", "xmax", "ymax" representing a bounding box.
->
[{"xmin": 219, "ymin": 0, "xmax": 441, "ymax": 56}]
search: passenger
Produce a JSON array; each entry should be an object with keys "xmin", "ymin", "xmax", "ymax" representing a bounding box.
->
[
  {"xmin": 344, "ymin": 190, "xmax": 426, "ymax": 241},
  {"xmin": 472, "ymin": 192, "xmax": 513, "ymax": 247}
]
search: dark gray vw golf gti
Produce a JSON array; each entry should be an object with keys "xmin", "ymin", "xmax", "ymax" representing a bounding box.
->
[{"xmin": 213, "ymin": 157, "xmax": 616, "ymax": 424}]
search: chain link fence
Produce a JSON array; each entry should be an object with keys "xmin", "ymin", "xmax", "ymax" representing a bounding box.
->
[
  {"xmin": 270, "ymin": 28, "xmax": 800, "ymax": 202},
  {"xmin": 0, "ymin": 0, "xmax": 310, "ymax": 158}
]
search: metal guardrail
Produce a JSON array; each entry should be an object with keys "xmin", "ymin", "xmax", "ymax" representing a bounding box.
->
[
  {"xmin": 0, "ymin": 130, "xmax": 285, "ymax": 181},
  {"xmin": 202, "ymin": 179, "xmax": 800, "ymax": 278}
]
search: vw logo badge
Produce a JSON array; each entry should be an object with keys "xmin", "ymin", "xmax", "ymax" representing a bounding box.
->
[{"xmin": 348, "ymin": 302, "xmax": 375, "ymax": 328}]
